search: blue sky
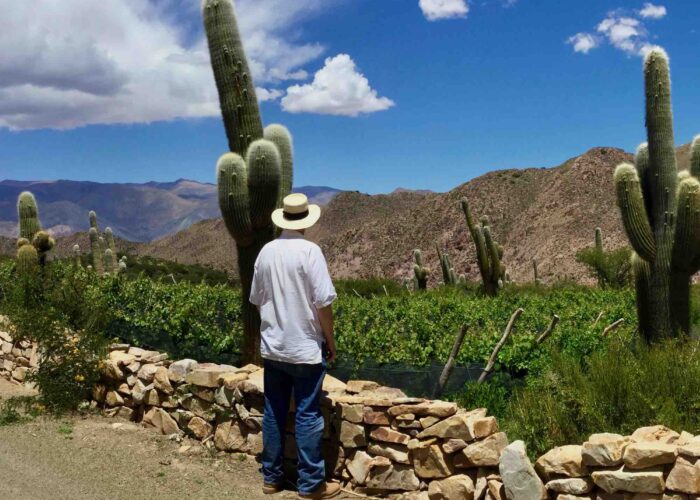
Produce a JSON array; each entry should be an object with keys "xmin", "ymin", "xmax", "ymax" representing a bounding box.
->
[{"xmin": 0, "ymin": 0, "xmax": 698, "ymax": 193}]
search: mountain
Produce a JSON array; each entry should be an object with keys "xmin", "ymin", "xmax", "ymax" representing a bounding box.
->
[
  {"xmin": 0, "ymin": 180, "xmax": 341, "ymax": 242},
  {"xmin": 128, "ymin": 145, "xmax": 693, "ymax": 285}
]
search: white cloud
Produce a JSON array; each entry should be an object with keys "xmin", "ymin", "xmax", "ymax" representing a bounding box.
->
[
  {"xmin": 419, "ymin": 0, "xmax": 469, "ymax": 21},
  {"xmin": 639, "ymin": 3, "xmax": 667, "ymax": 19},
  {"xmin": 281, "ymin": 54, "xmax": 395, "ymax": 117},
  {"xmin": 567, "ymin": 33, "xmax": 600, "ymax": 54},
  {"xmin": 256, "ymin": 87, "xmax": 284, "ymax": 102},
  {"xmin": 568, "ymin": 6, "xmax": 668, "ymax": 58},
  {"xmin": 0, "ymin": 0, "xmax": 331, "ymax": 130}
]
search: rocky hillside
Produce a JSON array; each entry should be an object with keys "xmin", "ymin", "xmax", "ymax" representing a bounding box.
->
[
  {"xmin": 2, "ymin": 145, "xmax": 694, "ymax": 285},
  {"xmin": 0, "ymin": 180, "xmax": 341, "ymax": 242}
]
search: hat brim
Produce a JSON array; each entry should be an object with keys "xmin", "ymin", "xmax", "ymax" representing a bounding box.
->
[{"xmin": 271, "ymin": 204, "xmax": 321, "ymax": 231}]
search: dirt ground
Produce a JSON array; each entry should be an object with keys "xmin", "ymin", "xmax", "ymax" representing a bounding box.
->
[{"xmin": 0, "ymin": 378, "xmax": 354, "ymax": 500}]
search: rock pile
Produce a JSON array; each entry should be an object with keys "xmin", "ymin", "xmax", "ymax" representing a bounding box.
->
[
  {"xmin": 3, "ymin": 332, "xmax": 700, "ymax": 498},
  {"xmin": 0, "ymin": 320, "xmax": 38, "ymax": 384}
]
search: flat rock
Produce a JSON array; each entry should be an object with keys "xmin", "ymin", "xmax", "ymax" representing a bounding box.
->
[
  {"xmin": 154, "ymin": 366, "xmax": 174, "ymax": 395},
  {"xmin": 591, "ymin": 467, "xmax": 665, "ymax": 494},
  {"xmin": 412, "ymin": 444, "xmax": 454, "ymax": 479},
  {"xmin": 678, "ymin": 442, "xmax": 700, "ymax": 458},
  {"xmin": 241, "ymin": 369, "xmax": 264, "ymax": 393},
  {"xmin": 167, "ymin": 359, "xmax": 198, "ymax": 383},
  {"xmin": 417, "ymin": 414, "xmax": 475, "ymax": 440},
  {"xmin": 347, "ymin": 450, "xmax": 374, "ymax": 485},
  {"xmin": 143, "ymin": 407, "xmax": 179, "ymax": 435},
  {"xmin": 582, "ymin": 433, "xmax": 628, "ymax": 467},
  {"xmin": 370, "ymin": 426, "xmax": 410, "ymax": 445},
  {"xmin": 187, "ymin": 416, "xmax": 213, "ymax": 440},
  {"xmin": 213, "ymin": 420, "xmax": 247, "ymax": 452},
  {"xmin": 340, "ymin": 421, "xmax": 367, "ymax": 448},
  {"xmin": 366, "ymin": 464, "xmax": 420, "ymax": 491},
  {"xmin": 666, "ymin": 456, "xmax": 700, "ymax": 494},
  {"xmin": 442, "ymin": 438, "xmax": 468, "ymax": 454},
  {"xmin": 368, "ymin": 442, "xmax": 410, "ymax": 464},
  {"xmin": 499, "ymin": 440, "xmax": 547, "ymax": 500},
  {"xmin": 389, "ymin": 401, "xmax": 457, "ymax": 419},
  {"xmin": 137, "ymin": 363, "xmax": 158, "ymax": 383},
  {"xmin": 536, "ymin": 445, "xmax": 588, "ymax": 478},
  {"xmin": 455, "ymin": 432, "xmax": 508, "ymax": 468},
  {"xmin": 219, "ymin": 372, "xmax": 248, "ymax": 389},
  {"xmin": 631, "ymin": 425, "xmax": 680, "ymax": 444},
  {"xmin": 427, "ymin": 474, "xmax": 475, "ymax": 500},
  {"xmin": 186, "ymin": 365, "xmax": 235, "ymax": 388},
  {"xmin": 109, "ymin": 350, "xmax": 136, "ymax": 367},
  {"xmin": 364, "ymin": 408, "xmax": 390, "ymax": 426},
  {"xmin": 322, "ymin": 374, "xmax": 347, "ymax": 392},
  {"xmin": 105, "ymin": 390, "xmax": 124, "ymax": 407},
  {"xmin": 346, "ymin": 380, "xmax": 380, "ymax": 394},
  {"xmin": 623, "ymin": 442, "xmax": 677, "ymax": 469},
  {"xmin": 336, "ymin": 403, "xmax": 363, "ymax": 423},
  {"xmin": 545, "ymin": 477, "xmax": 594, "ymax": 495}
]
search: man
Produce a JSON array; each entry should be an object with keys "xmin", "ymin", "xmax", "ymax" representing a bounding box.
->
[{"xmin": 250, "ymin": 193, "xmax": 341, "ymax": 499}]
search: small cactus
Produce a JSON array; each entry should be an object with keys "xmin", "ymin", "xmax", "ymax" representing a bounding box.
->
[
  {"xmin": 17, "ymin": 243, "xmax": 38, "ymax": 276},
  {"xmin": 436, "ymin": 246, "xmax": 457, "ymax": 285},
  {"xmin": 104, "ymin": 249, "xmax": 116, "ymax": 274},
  {"xmin": 73, "ymin": 244, "xmax": 82, "ymax": 267},
  {"xmin": 105, "ymin": 227, "xmax": 117, "ymax": 256},
  {"xmin": 413, "ymin": 249, "xmax": 430, "ymax": 291},
  {"xmin": 533, "ymin": 258, "xmax": 542, "ymax": 286},
  {"xmin": 17, "ymin": 192, "xmax": 41, "ymax": 241},
  {"xmin": 89, "ymin": 228, "xmax": 104, "ymax": 275}
]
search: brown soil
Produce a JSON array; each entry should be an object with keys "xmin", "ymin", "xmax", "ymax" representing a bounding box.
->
[{"xmin": 0, "ymin": 378, "xmax": 353, "ymax": 500}]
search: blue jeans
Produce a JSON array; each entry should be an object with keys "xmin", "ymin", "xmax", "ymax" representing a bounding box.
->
[{"xmin": 261, "ymin": 358, "xmax": 326, "ymax": 494}]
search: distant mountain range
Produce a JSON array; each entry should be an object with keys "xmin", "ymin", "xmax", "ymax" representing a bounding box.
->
[{"xmin": 0, "ymin": 179, "xmax": 341, "ymax": 242}]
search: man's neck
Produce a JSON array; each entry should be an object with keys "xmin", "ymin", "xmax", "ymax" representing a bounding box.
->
[{"xmin": 281, "ymin": 229, "xmax": 305, "ymax": 238}]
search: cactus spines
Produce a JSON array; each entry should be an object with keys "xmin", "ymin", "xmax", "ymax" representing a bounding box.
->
[
  {"xmin": 17, "ymin": 192, "xmax": 41, "ymax": 241},
  {"xmin": 202, "ymin": 0, "xmax": 263, "ymax": 155},
  {"xmin": 17, "ymin": 243, "xmax": 38, "ymax": 276},
  {"xmin": 614, "ymin": 48, "xmax": 700, "ymax": 340},
  {"xmin": 89, "ymin": 210, "xmax": 99, "ymax": 231},
  {"xmin": 89, "ymin": 227, "xmax": 104, "ymax": 275},
  {"xmin": 413, "ymin": 249, "xmax": 429, "ymax": 291},
  {"xmin": 204, "ymin": 0, "xmax": 294, "ymax": 364},
  {"xmin": 105, "ymin": 227, "xmax": 117, "ymax": 255}
]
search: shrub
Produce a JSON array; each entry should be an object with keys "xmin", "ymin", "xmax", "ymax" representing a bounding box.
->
[
  {"xmin": 504, "ymin": 337, "xmax": 700, "ymax": 458},
  {"xmin": 575, "ymin": 247, "xmax": 632, "ymax": 289},
  {"xmin": 334, "ymin": 278, "xmax": 407, "ymax": 298},
  {"xmin": 2, "ymin": 264, "xmax": 110, "ymax": 413}
]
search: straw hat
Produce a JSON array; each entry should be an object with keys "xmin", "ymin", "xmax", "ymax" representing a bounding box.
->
[{"xmin": 272, "ymin": 193, "xmax": 321, "ymax": 231}]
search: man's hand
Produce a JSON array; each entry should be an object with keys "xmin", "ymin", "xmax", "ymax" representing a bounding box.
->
[{"xmin": 317, "ymin": 305, "xmax": 336, "ymax": 364}]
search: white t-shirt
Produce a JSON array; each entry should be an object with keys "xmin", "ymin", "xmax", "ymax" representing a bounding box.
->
[{"xmin": 250, "ymin": 230, "xmax": 337, "ymax": 364}]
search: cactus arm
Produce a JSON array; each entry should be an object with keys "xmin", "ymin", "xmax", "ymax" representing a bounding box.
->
[
  {"xmin": 264, "ymin": 124, "xmax": 294, "ymax": 205},
  {"xmin": 631, "ymin": 252, "xmax": 652, "ymax": 342},
  {"xmin": 216, "ymin": 152, "xmax": 253, "ymax": 244},
  {"xmin": 614, "ymin": 163, "xmax": 656, "ymax": 262},
  {"xmin": 104, "ymin": 249, "xmax": 116, "ymax": 274},
  {"xmin": 17, "ymin": 192, "xmax": 41, "ymax": 241},
  {"xmin": 672, "ymin": 177, "xmax": 700, "ymax": 272},
  {"xmin": 246, "ymin": 139, "xmax": 281, "ymax": 230},
  {"xmin": 482, "ymin": 226, "xmax": 502, "ymax": 283},
  {"xmin": 105, "ymin": 227, "xmax": 117, "ymax": 255},
  {"xmin": 17, "ymin": 244, "xmax": 38, "ymax": 276},
  {"xmin": 89, "ymin": 210, "xmax": 99, "ymax": 232},
  {"xmin": 690, "ymin": 135, "xmax": 700, "ymax": 179},
  {"xmin": 460, "ymin": 198, "xmax": 491, "ymax": 281},
  {"xmin": 202, "ymin": 0, "xmax": 263, "ymax": 155}
]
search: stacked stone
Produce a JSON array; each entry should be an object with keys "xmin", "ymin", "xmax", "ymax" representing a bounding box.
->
[
  {"xmin": 0, "ymin": 317, "xmax": 38, "ymax": 384},
  {"xmin": 529, "ymin": 425, "xmax": 700, "ymax": 499}
]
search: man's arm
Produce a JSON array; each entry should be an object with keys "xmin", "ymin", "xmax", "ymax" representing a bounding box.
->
[{"xmin": 317, "ymin": 305, "xmax": 336, "ymax": 363}]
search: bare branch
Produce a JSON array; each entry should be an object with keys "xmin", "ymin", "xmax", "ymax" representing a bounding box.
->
[{"xmin": 478, "ymin": 308, "xmax": 524, "ymax": 384}]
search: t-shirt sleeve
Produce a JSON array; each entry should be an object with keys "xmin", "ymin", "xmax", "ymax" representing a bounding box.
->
[
  {"xmin": 249, "ymin": 256, "xmax": 264, "ymax": 307},
  {"xmin": 309, "ymin": 245, "xmax": 337, "ymax": 309}
]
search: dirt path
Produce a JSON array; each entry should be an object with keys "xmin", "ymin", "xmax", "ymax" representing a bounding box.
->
[{"xmin": 0, "ymin": 378, "xmax": 352, "ymax": 500}]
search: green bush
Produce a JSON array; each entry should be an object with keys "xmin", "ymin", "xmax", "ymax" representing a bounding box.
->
[
  {"xmin": 334, "ymin": 278, "xmax": 407, "ymax": 298},
  {"xmin": 2, "ymin": 263, "xmax": 110, "ymax": 413},
  {"xmin": 504, "ymin": 338, "xmax": 700, "ymax": 458},
  {"xmin": 575, "ymin": 247, "xmax": 632, "ymax": 289}
]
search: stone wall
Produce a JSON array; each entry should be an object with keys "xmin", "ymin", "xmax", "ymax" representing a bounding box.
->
[{"xmin": 2, "ymin": 322, "xmax": 700, "ymax": 499}]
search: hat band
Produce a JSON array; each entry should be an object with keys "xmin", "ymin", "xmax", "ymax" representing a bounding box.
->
[{"xmin": 283, "ymin": 209, "xmax": 309, "ymax": 221}]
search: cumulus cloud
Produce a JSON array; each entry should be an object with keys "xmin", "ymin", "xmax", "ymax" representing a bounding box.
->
[
  {"xmin": 567, "ymin": 5, "xmax": 667, "ymax": 57},
  {"xmin": 639, "ymin": 3, "xmax": 667, "ymax": 19},
  {"xmin": 567, "ymin": 33, "xmax": 600, "ymax": 54},
  {"xmin": 419, "ymin": 0, "xmax": 469, "ymax": 21},
  {"xmin": 256, "ymin": 88, "xmax": 284, "ymax": 102},
  {"xmin": 0, "ymin": 0, "xmax": 329, "ymax": 130},
  {"xmin": 281, "ymin": 54, "xmax": 395, "ymax": 117}
]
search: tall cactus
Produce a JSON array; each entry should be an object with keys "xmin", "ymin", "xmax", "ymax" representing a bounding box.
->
[
  {"xmin": 461, "ymin": 198, "xmax": 506, "ymax": 296},
  {"xmin": 595, "ymin": 227, "xmax": 604, "ymax": 252},
  {"xmin": 73, "ymin": 244, "xmax": 82, "ymax": 267},
  {"xmin": 89, "ymin": 228, "xmax": 104, "ymax": 275},
  {"xmin": 413, "ymin": 249, "xmax": 430, "ymax": 290},
  {"xmin": 614, "ymin": 48, "xmax": 700, "ymax": 340},
  {"xmin": 203, "ymin": 0, "xmax": 293, "ymax": 364},
  {"xmin": 105, "ymin": 227, "xmax": 117, "ymax": 255},
  {"xmin": 17, "ymin": 242, "xmax": 38, "ymax": 276},
  {"xmin": 104, "ymin": 249, "xmax": 116, "ymax": 274}
]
